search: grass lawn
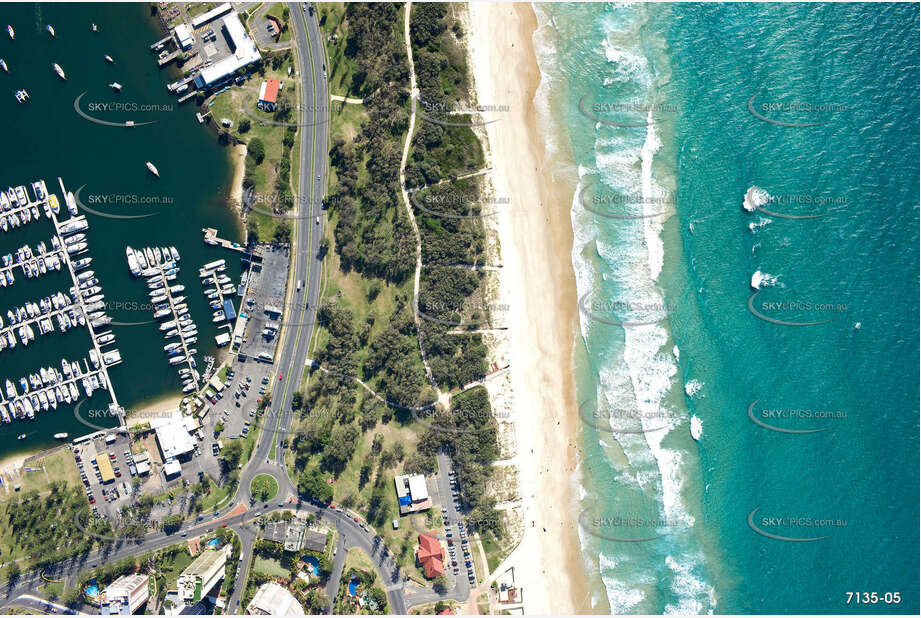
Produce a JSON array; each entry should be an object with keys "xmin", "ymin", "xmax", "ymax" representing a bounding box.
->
[
  {"xmin": 250, "ymin": 474, "xmax": 279, "ymax": 502},
  {"xmin": 186, "ymin": 3, "xmax": 218, "ymax": 19},
  {"xmin": 316, "ymin": 3, "xmax": 360, "ymax": 98},
  {"xmin": 0, "ymin": 447, "xmax": 80, "ymax": 501},
  {"xmin": 343, "ymin": 547, "xmax": 376, "ymax": 577},
  {"xmin": 253, "ymin": 556, "xmax": 289, "ymax": 578},
  {"xmin": 479, "ymin": 529, "xmax": 504, "ymax": 575},
  {"xmin": 207, "ymin": 55, "xmax": 298, "ymax": 242},
  {"xmin": 157, "ymin": 547, "xmax": 195, "ymax": 590}
]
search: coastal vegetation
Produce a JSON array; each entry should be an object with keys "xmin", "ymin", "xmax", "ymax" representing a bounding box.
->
[
  {"xmin": 284, "ymin": 1, "xmax": 506, "ymax": 582},
  {"xmin": 0, "ymin": 482, "xmax": 104, "ymax": 578},
  {"xmin": 208, "ymin": 50, "xmax": 299, "ymax": 242}
]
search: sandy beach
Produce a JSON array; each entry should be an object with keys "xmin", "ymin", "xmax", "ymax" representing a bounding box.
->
[
  {"xmin": 229, "ymin": 142, "xmax": 248, "ymax": 209},
  {"xmin": 124, "ymin": 391, "xmax": 185, "ymax": 427},
  {"xmin": 467, "ymin": 3, "xmax": 589, "ymax": 613}
]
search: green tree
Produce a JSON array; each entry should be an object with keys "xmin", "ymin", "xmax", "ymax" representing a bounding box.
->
[
  {"xmin": 247, "ymin": 137, "xmax": 266, "ymax": 164},
  {"xmin": 238, "ymin": 118, "xmax": 251, "ymax": 133}
]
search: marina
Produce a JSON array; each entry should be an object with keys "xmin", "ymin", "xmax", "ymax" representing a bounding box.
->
[
  {"xmin": 199, "ymin": 258, "xmax": 237, "ymax": 325},
  {"xmin": 0, "ymin": 177, "xmax": 121, "ymax": 427},
  {"xmin": 0, "ymin": 1, "xmax": 244, "ymax": 455},
  {"xmin": 126, "ymin": 245, "xmax": 202, "ymax": 393}
]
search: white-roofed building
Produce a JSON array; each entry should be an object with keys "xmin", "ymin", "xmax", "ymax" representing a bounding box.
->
[
  {"xmin": 173, "ymin": 23, "xmax": 194, "ymax": 50},
  {"xmin": 394, "ymin": 473, "xmax": 433, "ymax": 514},
  {"xmin": 163, "ymin": 459, "xmax": 182, "ymax": 478},
  {"xmin": 246, "ymin": 582, "xmax": 304, "ymax": 615},
  {"xmin": 193, "ymin": 12, "xmax": 261, "ymax": 89},
  {"xmin": 101, "ymin": 574, "xmax": 150, "ymax": 615},
  {"xmin": 191, "ymin": 2, "xmax": 233, "ymax": 29},
  {"xmin": 153, "ymin": 414, "xmax": 197, "ymax": 462}
]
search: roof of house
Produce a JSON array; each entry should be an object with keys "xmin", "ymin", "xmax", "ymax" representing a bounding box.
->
[
  {"xmin": 417, "ymin": 533, "xmax": 444, "ymax": 578},
  {"xmin": 259, "ymin": 79, "xmax": 280, "ymax": 104}
]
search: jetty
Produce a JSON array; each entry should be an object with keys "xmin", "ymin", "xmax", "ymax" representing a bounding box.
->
[
  {"xmin": 127, "ymin": 246, "xmax": 201, "ymax": 392},
  {"xmin": 53, "ymin": 178, "xmax": 121, "ymax": 405},
  {"xmin": 149, "ymin": 35, "xmax": 173, "ymax": 51},
  {"xmin": 203, "ymin": 227, "xmax": 246, "ymax": 253}
]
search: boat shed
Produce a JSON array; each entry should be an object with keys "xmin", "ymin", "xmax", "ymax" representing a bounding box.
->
[
  {"xmin": 173, "ymin": 23, "xmax": 194, "ymax": 50},
  {"xmin": 191, "ymin": 2, "xmax": 233, "ymax": 29}
]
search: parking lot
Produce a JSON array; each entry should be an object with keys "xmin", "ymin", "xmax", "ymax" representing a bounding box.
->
[
  {"xmin": 431, "ymin": 453, "xmax": 476, "ymax": 590},
  {"xmin": 238, "ymin": 244, "xmax": 290, "ymax": 363},
  {"xmin": 199, "ymin": 360, "xmax": 274, "ymax": 447},
  {"xmin": 73, "ymin": 432, "xmax": 141, "ymax": 520}
]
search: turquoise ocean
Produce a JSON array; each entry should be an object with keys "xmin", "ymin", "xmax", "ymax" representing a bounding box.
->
[{"xmin": 533, "ymin": 2, "xmax": 919, "ymax": 614}]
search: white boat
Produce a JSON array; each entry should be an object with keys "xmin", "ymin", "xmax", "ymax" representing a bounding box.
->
[
  {"xmin": 92, "ymin": 23, "xmax": 98, "ymax": 32},
  {"xmin": 126, "ymin": 246, "xmax": 140, "ymax": 276},
  {"xmin": 46, "ymin": 25, "xmax": 55, "ymax": 37},
  {"xmin": 146, "ymin": 161, "xmax": 159, "ymax": 177},
  {"xmin": 52, "ymin": 63, "xmax": 66, "ymax": 80},
  {"xmin": 54, "ymin": 432, "xmax": 68, "ymax": 440},
  {"xmin": 7, "ymin": 25, "xmax": 14, "ymax": 40},
  {"xmin": 108, "ymin": 82, "xmax": 122, "ymax": 92},
  {"xmin": 104, "ymin": 54, "xmax": 114, "ymax": 64},
  {"xmin": 0, "ymin": 59, "xmax": 7, "ymax": 73}
]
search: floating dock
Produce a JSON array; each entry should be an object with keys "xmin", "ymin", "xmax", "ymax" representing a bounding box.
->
[{"xmin": 202, "ymin": 227, "xmax": 246, "ymax": 253}]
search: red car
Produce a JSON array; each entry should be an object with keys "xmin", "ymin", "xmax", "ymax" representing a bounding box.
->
[
  {"xmin": 221, "ymin": 523, "xmax": 228, "ymax": 528},
  {"xmin": 278, "ymin": 373, "xmax": 284, "ymax": 381}
]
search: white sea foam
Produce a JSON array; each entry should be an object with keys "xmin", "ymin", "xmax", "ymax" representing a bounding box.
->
[
  {"xmin": 748, "ymin": 216, "xmax": 772, "ymax": 233},
  {"xmin": 664, "ymin": 554, "xmax": 716, "ymax": 614},
  {"xmin": 743, "ymin": 185, "xmax": 771, "ymax": 212},
  {"xmin": 549, "ymin": 6, "xmax": 717, "ymax": 613},
  {"xmin": 684, "ymin": 379, "xmax": 704, "ymax": 398},
  {"xmin": 750, "ymin": 269, "xmax": 779, "ymax": 289}
]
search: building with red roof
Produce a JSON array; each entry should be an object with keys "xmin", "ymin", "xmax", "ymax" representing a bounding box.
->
[
  {"xmin": 416, "ymin": 533, "xmax": 444, "ymax": 579},
  {"xmin": 257, "ymin": 79, "xmax": 280, "ymax": 111}
]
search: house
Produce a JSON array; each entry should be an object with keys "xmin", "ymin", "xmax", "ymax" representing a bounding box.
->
[
  {"xmin": 416, "ymin": 533, "xmax": 444, "ymax": 579},
  {"xmin": 394, "ymin": 473, "xmax": 432, "ymax": 515},
  {"xmin": 257, "ymin": 79, "xmax": 280, "ymax": 111}
]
